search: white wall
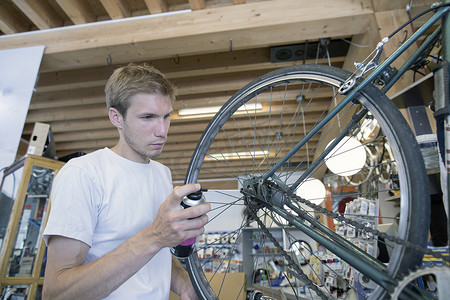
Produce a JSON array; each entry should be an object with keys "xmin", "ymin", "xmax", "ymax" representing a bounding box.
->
[{"xmin": 0, "ymin": 46, "xmax": 45, "ymax": 176}]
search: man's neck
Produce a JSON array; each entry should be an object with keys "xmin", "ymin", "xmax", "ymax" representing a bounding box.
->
[{"xmin": 110, "ymin": 144, "xmax": 150, "ymax": 164}]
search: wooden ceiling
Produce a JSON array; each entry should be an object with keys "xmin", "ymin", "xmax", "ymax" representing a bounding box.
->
[{"xmin": 0, "ymin": 0, "xmax": 435, "ymax": 184}]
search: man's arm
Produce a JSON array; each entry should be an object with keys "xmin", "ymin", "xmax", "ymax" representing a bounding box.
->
[
  {"xmin": 43, "ymin": 232, "xmax": 161, "ymax": 299},
  {"xmin": 43, "ymin": 183, "xmax": 210, "ymax": 300},
  {"xmin": 171, "ymin": 257, "xmax": 198, "ymax": 300}
]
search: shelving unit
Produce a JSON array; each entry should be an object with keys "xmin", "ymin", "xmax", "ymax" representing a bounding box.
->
[
  {"xmin": 0, "ymin": 155, "xmax": 64, "ymax": 300},
  {"xmin": 195, "ymin": 231, "xmax": 243, "ymax": 273},
  {"xmin": 241, "ymin": 226, "xmax": 317, "ymax": 290}
]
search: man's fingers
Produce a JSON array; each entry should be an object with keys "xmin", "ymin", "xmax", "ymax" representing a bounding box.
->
[
  {"xmin": 181, "ymin": 203, "xmax": 211, "ymax": 219},
  {"xmin": 178, "ymin": 215, "xmax": 209, "ymax": 241},
  {"xmin": 170, "ymin": 183, "xmax": 201, "ymax": 205},
  {"xmin": 186, "ymin": 212, "xmax": 209, "ymax": 229}
]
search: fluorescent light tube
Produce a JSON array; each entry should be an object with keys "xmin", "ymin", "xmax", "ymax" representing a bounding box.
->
[{"xmin": 178, "ymin": 103, "xmax": 262, "ymax": 116}]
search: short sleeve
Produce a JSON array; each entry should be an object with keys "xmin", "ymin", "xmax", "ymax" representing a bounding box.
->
[{"xmin": 43, "ymin": 164, "xmax": 102, "ymax": 247}]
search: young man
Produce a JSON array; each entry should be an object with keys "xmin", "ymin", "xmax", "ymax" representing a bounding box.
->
[{"xmin": 42, "ymin": 64, "xmax": 211, "ymax": 300}]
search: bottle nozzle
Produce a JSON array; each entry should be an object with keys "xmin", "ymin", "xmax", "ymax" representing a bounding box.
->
[{"xmin": 187, "ymin": 188, "xmax": 208, "ymax": 200}]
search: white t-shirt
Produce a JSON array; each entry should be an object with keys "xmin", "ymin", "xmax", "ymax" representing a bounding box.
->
[{"xmin": 43, "ymin": 148, "xmax": 173, "ymax": 299}]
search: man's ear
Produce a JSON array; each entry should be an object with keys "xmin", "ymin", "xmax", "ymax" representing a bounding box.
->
[{"xmin": 109, "ymin": 107, "xmax": 123, "ymax": 129}]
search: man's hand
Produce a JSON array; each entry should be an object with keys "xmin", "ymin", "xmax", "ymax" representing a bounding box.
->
[{"xmin": 147, "ymin": 183, "xmax": 211, "ymax": 250}]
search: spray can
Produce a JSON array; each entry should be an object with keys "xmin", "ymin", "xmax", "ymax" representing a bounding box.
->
[{"xmin": 171, "ymin": 188, "xmax": 207, "ymax": 259}]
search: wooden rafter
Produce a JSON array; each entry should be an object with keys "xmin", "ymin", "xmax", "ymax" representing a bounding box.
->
[
  {"xmin": 189, "ymin": 0, "xmax": 206, "ymax": 10},
  {"xmin": 0, "ymin": 0, "xmax": 374, "ymax": 72},
  {"xmin": 0, "ymin": 1, "xmax": 30, "ymax": 34},
  {"xmin": 144, "ymin": 0, "xmax": 169, "ymax": 14},
  {"xmin": 99, "ymin": 0, "xmax": 131, "ymax": 19},
  {"xmin": 55, "ymin": 0, "xmax": 96, "ymax": 24},
  {"xmin": 11, "ymin": 0, "xmax": 62, "ymax": 29}
]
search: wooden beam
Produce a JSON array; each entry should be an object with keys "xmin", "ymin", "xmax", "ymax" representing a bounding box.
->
[
  {"xmin": 371, "ymin": 0, "xmax": 437, "ymax": 27},
  {"xmin": 27, "ymin": 88, "xmax": 331, "ymax": 135},
  {"xmin": 27, "ymin": 88, "xmax": 332, "ymax": 133},
  {"xmin": 189, "ymin": 0, "xmax": 206, "ymax": 10},
  {"xmin": 25, "ymin": 118, "xmax": 114, "ymax": 135},
  {"xmin": 371, "ymin": 0, "xmax": 435, "ymax": 12},
  {"xmin": 55, "ymin": 0, "xmax": 96, "ymax": 24},
  {"xmin": 26, "ymin": 83, "xmax": 311, "ymax": 123},
  {"xmin": 99, "ymin": 0, "xmax": 131, "ymax": 19},
  {"xmin": 0, "ymin": 0, "xmax": 373, "ymax": 72},
  {"xmin": 50, "ymin": 120, "xmax": 322, "ymax": 149},
  {"xmin": 371, "ymin": 0, "xmax": 409, "ymax": 11},
  {"xmin": 11, "ymin": 0, "xmax": 62, "ymax": 29},
  {"xmin": 374, "ymin": 9, "xmax": 419, "ymax": 97},
  {"xmin": 0, "ymin": 1, "xmax": 30, "ymax": 33},
  {"xmin": 144, "ymin": 0, "xmax": 169, "ymax": 14},
  {"xmin": 54, "ymin": 134, "xmax": 317, "ymax": 158},
  {"xmin": 30, "ymin": 90, "xmax": 106, "ymax": 110},
  {"xmin": 233, "ymin": 0, "xmax": 246, "ymax": 4},
  {"xmin": 34, "ymin": 46, "xmax": 344, "ymax": 94}
]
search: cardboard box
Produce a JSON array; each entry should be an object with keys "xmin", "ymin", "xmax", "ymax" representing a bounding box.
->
[
  {"xmin": 27, "ymin": 122, "xmax": 50, "ymax": 156},
  {"xmin": 169, "ymin": 272, "xmax": 246, "ymax": 300}
]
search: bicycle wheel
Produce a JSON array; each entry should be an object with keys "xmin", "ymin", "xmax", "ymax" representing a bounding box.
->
[{"xmin": 184, "ymin": 64, "xmax": 430, "ymax": 299}]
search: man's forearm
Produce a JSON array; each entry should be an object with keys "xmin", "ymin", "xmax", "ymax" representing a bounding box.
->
[
  {"xmin": 171, "ymin": 257, "xmax": 192, "ymax": 295},
  {"xmin": 43, "ymin": 231, "xmax": 161, "ymax": 300}
]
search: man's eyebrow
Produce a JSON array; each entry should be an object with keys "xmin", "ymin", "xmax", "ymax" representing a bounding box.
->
[
  {"xmin": 140, "ymin": 112, "xmax": 158, "ymax": 117},
  {"xmin": 139, "ymin": 110, "xmax": 173, "ymax": 117}
]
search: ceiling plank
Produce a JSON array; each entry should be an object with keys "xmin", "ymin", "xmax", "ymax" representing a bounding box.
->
[
  {"xmin": 371, "ymin": 0, "xmax": 435, "ymax": 12},
  {"xmin": 11, "ymin": 0, "xmax": 63, "ymax": 29},
  {"xmin": 25, "ymin": 95, "xmax": 329, "ymax": 133},
  {"xmin": 55, "ymin": 0, "xmax": 96, "ymax": 24},
  {"xmin": 24, "ymin": 118, "xmax": 114, "ymax": 135},
  {"xmin": 233, "ymin": 0, "xmax": 246, "ymax": 4},
  {"xmin": 30, "ymin": 91, "xmax": 106, "ymax": 110},
  {"xmin": 189, "ymin": 0, "xmax": 206, "ymax": 10},
  {"xmin": 0, "ymin": 1, "xmax": 30, "ymax": 34},
  {"xmin": 51, "ymin": 122, "xmax": 321, "ymax": 151},
  {"xmin": 50, "ymin": 117, "xmax": 322, "ymax": 144},
  {"xmin": 144, "ymin": 0, "xmax": 169, "ymax": 14},
  {"xmin": 0, "ymin": 0, "xmax": 373, "ymax": 72},
  {"xmin": 34, "ymin": 46, "xmax": 344, "ymax": 93},
  {"xmin": 99, "ymin": 0, "xmax": 131, "ymax": 19},
  {"xmin": 26, "ymin": 103, "xmax": 108, "ymax": 123}
]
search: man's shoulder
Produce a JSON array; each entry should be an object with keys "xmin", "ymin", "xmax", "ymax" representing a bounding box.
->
[
  {"xmin": 150, "ymin": 159, "xmax": 171, "ymax": 175},
  {"xmin": 150, "ymin": 159, "xmax": 168, "ymax": 169},
  {"xmin": 62, "ymin": 148, "xmax": 109, "ymax": 170}
]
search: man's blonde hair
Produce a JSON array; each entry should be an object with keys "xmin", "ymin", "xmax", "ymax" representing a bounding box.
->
[{"xmin": 105, "ymin": 64, "xmax": 175, "ymax": 118}]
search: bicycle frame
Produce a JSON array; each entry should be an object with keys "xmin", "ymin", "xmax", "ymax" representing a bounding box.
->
[{"xmin": 256, "ymin": 3, "xmax": 450, "ymax": 296}]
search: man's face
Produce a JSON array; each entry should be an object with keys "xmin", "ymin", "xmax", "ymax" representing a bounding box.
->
[{"xmin": 121, "ymin": 93, "xmax": 172, "ymax": 162}]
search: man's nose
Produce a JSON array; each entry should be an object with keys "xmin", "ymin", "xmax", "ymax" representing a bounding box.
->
[{"xmin": 155, "ymin": 119, "xmax": 169, "ymax": 137}]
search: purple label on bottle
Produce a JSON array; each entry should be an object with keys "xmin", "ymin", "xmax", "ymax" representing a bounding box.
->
[{"xmin": 180, "ymin": 237, "xmax": 196, "ymax": 246}]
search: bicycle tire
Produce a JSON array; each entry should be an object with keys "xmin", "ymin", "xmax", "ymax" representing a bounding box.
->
[{"xmin": 184, "ymin": 64, "xmax": 430, "ymax": 299}]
